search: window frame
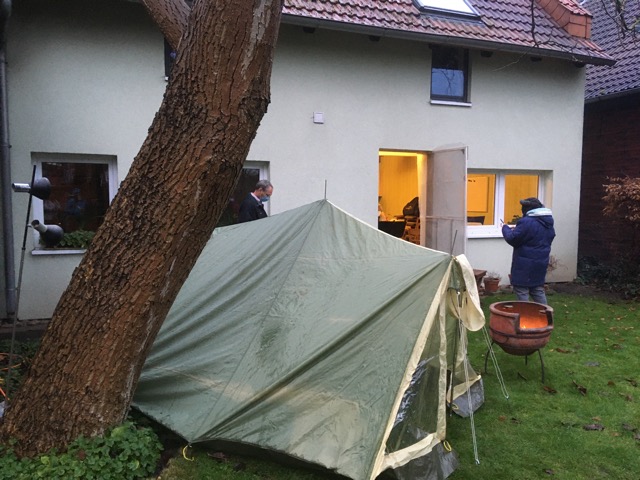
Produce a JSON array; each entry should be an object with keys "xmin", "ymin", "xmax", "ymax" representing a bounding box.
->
[
  {"xmin": 430, "ymin": 45, "xmax": 471, "ymax": 105},
  {"xmin": 467, "ymin": 169, "xmax": 549, "ymax": 239},
  {"xmin": 31, "ymin": 152, "xmax": 118, "ymax": 254},
  {"xmin": 415, "ymin": 0, "xmax": 480, "ymax": 18}
]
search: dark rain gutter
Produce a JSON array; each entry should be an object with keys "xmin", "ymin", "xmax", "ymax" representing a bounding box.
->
[
  {"xmin": 0, "ymin": 0, "xmax": 15, "ymax": 321},
  {"xmin": 281, "ymin": 14, "xmax": 616, "ymax": 67},
  {"xmin": 585, "ymin": 87, "xmax": 640, "ymax": 104}
]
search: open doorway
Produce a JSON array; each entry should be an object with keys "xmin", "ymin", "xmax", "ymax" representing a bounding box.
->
[
  {"xmin": 378, "ymin": 151, "xmax": 423, "ymax": 243},
  {"xmin": 378, "ymin": 147, "xmax": 467, "ymax": 255}
]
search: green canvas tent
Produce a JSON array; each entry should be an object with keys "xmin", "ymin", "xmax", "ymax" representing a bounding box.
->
[{"xmin": 133, "ymin": 200, "xmax": 485, "ymax": 480}]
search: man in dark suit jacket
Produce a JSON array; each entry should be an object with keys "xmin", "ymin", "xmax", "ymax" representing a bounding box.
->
[{"xmin": 238, "ymin": 180, "xmax": 274, "ymax": 223}]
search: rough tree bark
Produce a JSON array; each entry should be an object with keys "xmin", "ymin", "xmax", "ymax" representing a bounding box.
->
[{"xmin": 0, "ymin": 0, "xmax": 283, "ymax": 456}]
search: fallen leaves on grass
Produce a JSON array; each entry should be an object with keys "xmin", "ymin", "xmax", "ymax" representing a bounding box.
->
[
  {"xmin": 625, "ymin": 378, "xmax": 638, "ymax": 387},
  {"xmin": 543, "ymin": 385, "xmax": 557, "ymax": 394},
  {"xmin": 499, "ymin": 415, "xmax": 521, "ymax": 424},
  {"xmin": 583, "ymin": 424, "xmax": 605, "ymax": 431},
  {"xmin": 573, "ymin": 380, "xmax": 587, "ymax": 396}
]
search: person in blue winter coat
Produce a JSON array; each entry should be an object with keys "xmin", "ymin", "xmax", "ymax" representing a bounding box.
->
[{"xmin": 502, "ymin": 197, "xmax": 555, "ymax": 304}]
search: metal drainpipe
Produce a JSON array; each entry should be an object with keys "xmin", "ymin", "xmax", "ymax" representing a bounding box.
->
[{"xmin": 0, "ymin": 0, "xmax": 16, "ymax": 322}]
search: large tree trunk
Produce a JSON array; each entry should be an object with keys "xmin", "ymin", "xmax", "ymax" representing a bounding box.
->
[{"xmin": 1, "ymin": 0, "xmax": 282, "ymax": 456}]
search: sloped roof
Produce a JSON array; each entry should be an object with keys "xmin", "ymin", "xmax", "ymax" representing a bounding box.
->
[
  {"xmin": 583, "ymin": 0, "xmax": 640, "ymax": 100},
  {"xmin": 282, "ymin": 0, "xmax": 614, "ymax": 65}
]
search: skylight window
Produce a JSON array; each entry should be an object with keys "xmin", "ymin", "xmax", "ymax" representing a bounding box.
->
[{"xmin": 415, "ymin": 0, "xmax": 480, "ymax": 18}]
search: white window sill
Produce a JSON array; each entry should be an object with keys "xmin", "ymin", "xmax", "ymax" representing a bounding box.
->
[
  {"xmin": 430, "ymin": 99, "xmax": 472, "ymax": 107},
  {"xmin": 467, "ymin": 226, "xmax": 505, "ymax": 239},
  {"xmin": 31, "ymin": 249, "xmax": 86, "ymax": 256}
]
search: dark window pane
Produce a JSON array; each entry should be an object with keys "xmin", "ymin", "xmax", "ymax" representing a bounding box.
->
[
  {"xmin": 216, "ymin": 168, "xmax": 261, "ymax": 227},
  {"xmin": 431, "ymin": 47, "xmax": 468, "ymax": 101},
  {"xmin": 164, "ymin": 38, "xmax": 176, "ymax": 80},
  {"xmin": 42, "ymin": 162, "xmax": 110, "ymax": 234}
]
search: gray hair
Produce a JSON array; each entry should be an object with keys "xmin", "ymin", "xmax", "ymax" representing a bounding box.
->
[{"xmin": 256, "ymin": 179, "xmax": 273, "ymax": 190}]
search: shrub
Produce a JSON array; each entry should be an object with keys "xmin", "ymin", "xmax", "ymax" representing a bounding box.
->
[
  {"xmin": 0, "ymin": 339, "xmax": 41, "ymax": 397},
  {"xmin": 602, "ymin": 176, "xmax": 640, "ymax": 262},
  {"xmin": 0, "ymin": 421, "xmax": 162, "ymax": 480},
  {"xmin": 57, "ymin": 229, "xmax": 96, "ymax": 249},
  {"xmin": 603, "ymin": 176, "xmax": 640, "ymax": 226},
  {"xmin": 577, "ymin": 256, "xmax": 640, "ymax": 300}
]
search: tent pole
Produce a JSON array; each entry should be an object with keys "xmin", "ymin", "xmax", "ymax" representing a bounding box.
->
[{"xmin": 447, "ymin": 289, "xmax": 462, "ymax": 416}]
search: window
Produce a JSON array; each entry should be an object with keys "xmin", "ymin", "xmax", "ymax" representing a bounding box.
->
[
  {"xmin": 32, "ymin": 153, "xmax": 118, "ymax": 251},
  {"xmin": 216, "ymin": 161, "xmax": 269, "ymax": 228},
  {"xmin": 164, "ymin": 38, "xmax": 176, "ymax": 81},
  {"xmin": 467, "ymin": 171, "xmax": 548, "ymax": 238},
  {"xmin": 415, "ymin": 0, "xmax": 479, "ymax": 17},
  {"xmin": 430, "ymin": 46, "xmax": 470, "ymax": 103}
]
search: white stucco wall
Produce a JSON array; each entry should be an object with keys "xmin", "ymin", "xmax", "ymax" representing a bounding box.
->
[
  {"xmin": 6, "ymin": 0, "xmax": 166, "ymax": 318},
  {"xmin": 4, "ymin": 0, "xmax": 585, "ymax": 319},
  {"xmin": 253, "ymin": 25, "xmax": 584, "ymax": 285}
]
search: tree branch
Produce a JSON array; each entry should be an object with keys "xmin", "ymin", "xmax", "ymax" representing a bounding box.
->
[{"xmin": 141, "ymin": 0, "xmax": 190, "ymax": 50}]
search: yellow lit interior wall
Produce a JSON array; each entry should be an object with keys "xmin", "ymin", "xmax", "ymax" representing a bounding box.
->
[
  {"xmin": 466, "ymin": 173, "xmax": 539, "ymax": 225},
  {"xmin": 467, "ymin": 173, "xmax": 495, "ymax": 225},
  {"xmin": 505, "ymin": 174, "xmax": 539, "ymax": 223},
  {"xmin": 379, "ymin": 155, "xmax": 418, "ymax": 218}
]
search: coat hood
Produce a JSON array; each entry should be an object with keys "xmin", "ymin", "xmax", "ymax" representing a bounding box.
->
[{"xmin": 526, "ymin": 207, "xmax": 554, "ymax": 228}]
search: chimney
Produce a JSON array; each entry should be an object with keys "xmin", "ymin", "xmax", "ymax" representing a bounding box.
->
[{"xmin": 536, "ymin": 0, "xmax": 592, "ymax": 39}]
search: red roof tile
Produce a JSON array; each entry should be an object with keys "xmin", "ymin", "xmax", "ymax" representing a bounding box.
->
[{"xmin": 282, "ymin": 0, "xmax": 613, "ymax": 65}]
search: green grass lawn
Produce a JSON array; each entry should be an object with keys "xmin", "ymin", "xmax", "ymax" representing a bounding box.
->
[
  {"xmin": 157, "ymin": 290, "xmax": 639, "ymax": 479},
  {"xmin": 1, "ymin": 289, "xmax": 636, "ymax": 479},
  {"xmin": 446, "ymin": 290, "xmax": 640, "ymax": 480}
]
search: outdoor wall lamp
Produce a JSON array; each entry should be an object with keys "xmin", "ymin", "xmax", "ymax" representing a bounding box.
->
[
  {"xmin": 11, "ymin": 171, "xmax": 64, "ymax": 248},
  {"xmin": 11, "ymin": 177, "xmax": 52, "ymax": 200},
  {"xmin": 31, "ymin": 219, "xmax": 64, "ymax": 247},
  {"xmin": 4, "ymin": 168, "xmax": 65, "ymax": 398}
]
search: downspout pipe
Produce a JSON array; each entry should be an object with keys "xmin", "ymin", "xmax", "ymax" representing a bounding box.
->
[{"xmin": 0, "ymin": 0, "xmax": 15, "ymax": 321}]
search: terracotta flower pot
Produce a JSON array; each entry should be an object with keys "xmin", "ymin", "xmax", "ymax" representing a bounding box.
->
[{"xmin": 484, "ymin": 277, "xmax": 500, "ymax": 294}]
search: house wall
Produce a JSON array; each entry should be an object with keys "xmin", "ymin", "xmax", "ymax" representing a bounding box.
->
[
  {"xmin": 5, "ymin": 0, "xmax": 166, "ymax": 319},
  {"xmin": 579, "ymin": 93, "xmax": 640, "ymax": 263},
  {"xmin": 4, "ymin": 0, "xmax": 586, "ymax": 319}
]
